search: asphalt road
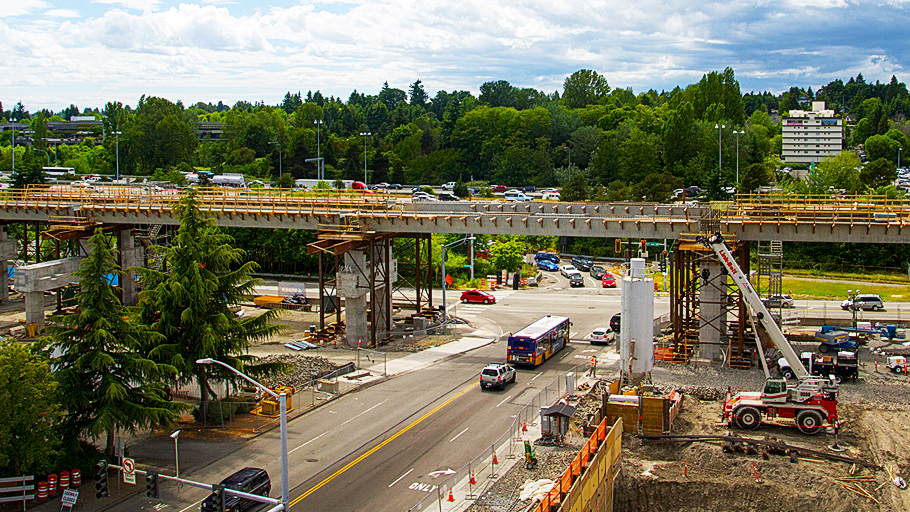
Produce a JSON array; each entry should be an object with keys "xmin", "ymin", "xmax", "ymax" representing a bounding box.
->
[{"xmin": 91, "ymin": 272, "xmax": 910, "ymax": 512}]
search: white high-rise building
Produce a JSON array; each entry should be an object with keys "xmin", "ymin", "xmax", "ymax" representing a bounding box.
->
[{"xmin": 781, "ymin": 101, "xmax": 843, "ymax": 164}]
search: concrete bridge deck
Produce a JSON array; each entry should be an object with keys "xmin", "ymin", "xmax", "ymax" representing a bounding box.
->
[{"xmin": 0, "ymin": 186, "xmax": 908, "ymax": 243}]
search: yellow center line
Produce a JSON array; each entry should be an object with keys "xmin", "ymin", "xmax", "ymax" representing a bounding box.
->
[{"xmin": 290, "ymin": 382, "xmax": 477, "ymax": 507}]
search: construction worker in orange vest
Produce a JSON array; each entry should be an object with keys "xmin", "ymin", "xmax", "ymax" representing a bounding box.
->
[{"xmin": 587, "ymin": 355, "xmax": 597, "ymax": 378}]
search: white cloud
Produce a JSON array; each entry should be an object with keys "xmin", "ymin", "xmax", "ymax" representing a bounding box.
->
[
  {"xmin": 1, "ymin": 0, "xmax": 908, "ymax": 110},
  {"xmin": 92, "ymin": 0, "xmax": 162, "ymax": 11},
  {"xmin": 0, "ymin": 0, "xmax": 50, "ymax": 16},
  {"xmin": 44, "ymin": 9, "xmax": 80, "ymax": 18}
]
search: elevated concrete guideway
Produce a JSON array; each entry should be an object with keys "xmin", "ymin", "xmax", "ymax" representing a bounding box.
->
[{"xmin": 1, "ymin": 186, "xmax": 909, "ymax": 244}]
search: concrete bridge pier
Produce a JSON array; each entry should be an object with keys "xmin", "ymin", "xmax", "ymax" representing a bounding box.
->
[
  {"xmin": 16, "ymin": 257, "xmax": 84, "ymax": 331},
  {"xmin": 118, "ymin": 229, "xmax": 143, "ymax": 306},
  {"xmin": 0, "ymin": 227, "xmax": 17, "ymax": 302},
  {"xmin": 698, "ymin": 259, "xmax": 727, "ymax": 363},
  {"xmin": 339, "ymin": 250, "xmax": 369, "ymax": 347}
]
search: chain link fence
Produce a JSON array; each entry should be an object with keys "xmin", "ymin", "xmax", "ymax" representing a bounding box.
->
[{"xmin": 186, "ymin": 349, "xmax": 389, "ymax": 433}]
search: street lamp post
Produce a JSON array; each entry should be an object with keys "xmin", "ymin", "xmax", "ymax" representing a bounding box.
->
[
  {"xmin": 269, "ymin": 141, "xmax": 282, "ymax": 179},
  {"xmin": 10, "ymin": 119, "xmax": 15, "ymax": 172},
  {"xmin": 715, "ymin": 124, "xmax": 726, "ymax": 178},
  {"xmin": 899, "ymin": 147, "xmax": 903, "ymax": 169},
  {"xmin": 360, "ymin": 132, "xmax": 371, "ymax": 184},
  {"xmin": 314, "ymin": 120, "xmax": 323, "ymax": 180},
  {"xmin": 170, "ymin": 430, "xmax": 181, "ymax": 479},
  {"xmin": 34, "ymin": 149, "xmax": 50, "ymax": 167},
  {"xmin": 848, "ymin": 290, "xmax": 859, "ymax": 330},
  {"xmin": 196, "ymin": 358, "xmax": 289, "ymax": 511},
  {"xmin": 441, "ymin": 236, "xmax": 475, "ymax": 334},
  {"xmin": 562, "ymin": 146, "xmax": 571, "ymax": 173},
  {"xmin": 113, "ymin": 131, "xmax": 122, "ymax": 182},
  {"xmin": 733, "ymin": 130, "xmax": 745, "ymax": 185}
]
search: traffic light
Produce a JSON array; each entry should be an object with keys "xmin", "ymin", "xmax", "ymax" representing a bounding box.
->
[
  {"xmin": 614, "ymin": 239, "xmax": 621, "ymax": 253},
  {"xmin": 94, "ymin": 460, "xmax": 109, "ymax": 499},
  {"xmin": 659, "ymin": 260, "xmax": 667, "ymax": 273},
  {"xmin": 640, "ymin": 240, "xmax": 647, "ymax": 252},
  {"xmin": 212, "ymin": 484, "xmax": 225, "ymax": 512},
  {"xmin": 146, "ymin": 471, "xmax": 159, "ymax": 499}
]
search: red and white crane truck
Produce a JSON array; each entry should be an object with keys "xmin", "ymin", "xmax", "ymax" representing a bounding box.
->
[{"xmin": 699, "ymin": 233, "xmax": 839, "ymax": 435}]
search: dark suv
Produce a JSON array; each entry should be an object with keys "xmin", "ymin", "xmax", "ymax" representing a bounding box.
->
[
  {"xmin": 610, "ymin": 313, "xmax": 621, "ymax": 333},
  {"xmin": 201, "ymin": 468, "xmax": 271, "ymax": 512},
  {"xmin": 571, "ymin": 257, "xmax": 593, "ymax": 272},
  {"xmin": 534, "ymin": 252, "xmax": 560, "ymax": 264}
]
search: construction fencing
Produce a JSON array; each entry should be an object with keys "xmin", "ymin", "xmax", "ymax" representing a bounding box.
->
[
  {"xmin": 174, "ymin": 349, "xmax": 388, "ymax": 433},
  {"xmin": 405, "ymin": 365, "xmax": 581, "ymax": 512}
]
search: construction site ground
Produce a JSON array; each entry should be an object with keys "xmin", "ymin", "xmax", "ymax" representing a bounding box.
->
[{"xmin": 465, "ymin": 335, "xmax": 910, "ymax": 512}]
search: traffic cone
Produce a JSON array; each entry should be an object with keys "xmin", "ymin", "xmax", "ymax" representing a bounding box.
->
[
  {"xmin": 522, "ymin": 421, "xmax": 527, "ymax": 432},
  {"xmin": 875, "ymin": 359, "xmax": 879, "ymax": 372},
  {"xmin": 470, "ymin": 471, "xmax": 476, "ymax": 485},
  {"xmin": 447, "ymin": 489, "xmax": 455, "ymax": 502},
  {"xmin": 492, "ymin": 452, "xmax": 499, "ymax": 465}
]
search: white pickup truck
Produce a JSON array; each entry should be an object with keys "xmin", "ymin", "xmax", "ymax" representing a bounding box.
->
[{"xmin": 441, "ymin": 182, "xmax": 456, "ymax": 190}]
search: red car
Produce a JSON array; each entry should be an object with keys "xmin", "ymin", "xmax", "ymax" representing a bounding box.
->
[
  {"xmin": 491, "ymin": 185, "xmax": 507, "ymax": 193},
  {"xmin": 602, "ymin": 274, "xmax": 617, "ymax": 288},
  {"xmin": 461, "ymin": 289, "xmax": 496, "ymax": 304}
]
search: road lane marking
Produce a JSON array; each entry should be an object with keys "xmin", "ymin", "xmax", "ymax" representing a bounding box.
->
[
  {"xmin": 497, "ymin": 395, "xmax": 512, "ymax": 407},
  {"xmin": 288, "ymin": 401, "xmax": 387, "ymax": 456},
  {"xmin": 388, "ymin": 468, "xmax": 414, "ymax": 488},
  {"xmin": 290, "ymin": 382, "xmax": 476, "ymax": 507},
  {"xmin": 449, "ymin": 427, "xmax": 469, "ymax": 442},
  {"xmin": 178, "ymin": 499, "xmax": 205, "ymax": 512},
  {"xmin": 530, "ymin": 372, "xmax": 542, "ymax": 382}
]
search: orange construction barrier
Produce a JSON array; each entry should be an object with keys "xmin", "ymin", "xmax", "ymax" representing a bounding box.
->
[
  {"xmin": 71, "ymin": 468, "xmax": 81, "ymax": 487},
  {"xmin": 60, "ymin": 470, "xmax": 70, "ymax": 489},
  {"xmin": 47, "ymin": 474, "xmax": 57, "ymax": 496},
  {"xmin": 35, "ymin": 482, "xmax": 48, "ymax": 502}
]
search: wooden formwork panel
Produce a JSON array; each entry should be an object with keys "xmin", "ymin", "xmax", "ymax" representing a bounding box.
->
[{"xmin": 606, "ymin": 403, "xmax": 639, "ymax": 434}]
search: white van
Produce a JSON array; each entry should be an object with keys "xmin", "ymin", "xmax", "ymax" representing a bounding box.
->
[{"xmin": 542, "ymin": 191, "xmax": 560, "ymax": 201}]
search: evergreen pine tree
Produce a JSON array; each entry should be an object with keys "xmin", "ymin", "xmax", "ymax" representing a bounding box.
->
[
  {"xmin": 138, "ymin": 189, "xmax": 285, "ymax": 420},
  {"xmin": 46, "ymin": 229, "xmax": 187, "ymax": 458}
]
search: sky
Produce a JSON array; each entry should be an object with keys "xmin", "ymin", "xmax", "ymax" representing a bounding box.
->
[{"xmin": 2, "ymin": 0, "xmax": 909, "ymax": 112}]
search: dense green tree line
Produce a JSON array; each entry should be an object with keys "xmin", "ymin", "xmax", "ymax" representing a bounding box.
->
[{"xmin": 4, "ymin": 70, "xmax": 907, "ymax": 201}]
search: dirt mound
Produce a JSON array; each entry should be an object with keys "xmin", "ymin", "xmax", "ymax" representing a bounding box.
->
[{"xmin": 616, "ymin": 393, "xmax": 910, "ymax": 512}]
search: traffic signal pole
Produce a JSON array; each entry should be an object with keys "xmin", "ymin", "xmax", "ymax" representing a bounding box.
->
[{"xmin": 97, "ymin": 462, "xmax": 283, "ymax": 510}]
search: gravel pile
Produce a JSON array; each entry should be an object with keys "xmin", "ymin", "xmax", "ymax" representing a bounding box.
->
[{"xmin": 258, "ymin": 354, "xmax": 340, "ymax": 389}]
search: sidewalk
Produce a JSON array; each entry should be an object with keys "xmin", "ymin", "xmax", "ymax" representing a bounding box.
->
[{"xmin": 367, "ymin": 334, "xmax": 498, "ymax": 378}]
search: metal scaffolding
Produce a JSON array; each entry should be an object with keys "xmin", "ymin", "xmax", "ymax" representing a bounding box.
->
[
  {"xmin": 668, "ymin": 235, "xmax": 753, "ymax": 368},
  {"xmin": 752, "ymin": 240, "xmax": 784, "ymax": 325}
]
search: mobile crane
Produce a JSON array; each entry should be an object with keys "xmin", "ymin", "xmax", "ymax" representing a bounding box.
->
[{"xmin": 698, "ymin": 233, "xmax": 838, "ymax": 435}]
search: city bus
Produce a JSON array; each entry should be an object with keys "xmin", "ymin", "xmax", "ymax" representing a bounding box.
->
[{"xmin": 506, "ymin": 315, "xmax": 570, "ymax": 366}]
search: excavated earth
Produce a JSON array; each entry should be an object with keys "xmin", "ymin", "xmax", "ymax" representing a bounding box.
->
[{"xmin": 470, "ymin": 358, "xmax": 910, "ymax": 512}]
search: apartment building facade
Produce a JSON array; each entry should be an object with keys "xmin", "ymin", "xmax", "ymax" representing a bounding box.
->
[{"xmin": 781, "ymin": 101, "xmax": 843, "ymax": 164}]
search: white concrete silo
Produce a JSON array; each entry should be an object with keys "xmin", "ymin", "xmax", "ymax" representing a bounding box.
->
[{"xmin": 620, "ymin": 258, "xmax": 654, "ymax": 383}]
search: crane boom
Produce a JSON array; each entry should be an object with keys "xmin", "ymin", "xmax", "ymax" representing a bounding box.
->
[{"xmin": 698, "ymin": 233, "xmax": 810, "ymax": 380}]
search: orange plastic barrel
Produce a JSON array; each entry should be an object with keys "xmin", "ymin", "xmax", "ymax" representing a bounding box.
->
[
  {"xmin": 47, "ymin": 474, "xmax": 57, "ymax": 496},
  {"xmin": 60, "ymin": 470, "xmax": 70, "ymax": 489},
  {"xmin": 71, "ymin": 468, "xmax": 81, "ymax": 487},
  {"xmin": 36, "ymin": 482, "xmax": 48, "ymax": 502}
]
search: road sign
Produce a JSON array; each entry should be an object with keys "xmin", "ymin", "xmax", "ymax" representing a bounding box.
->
[
  {"xmin": 445, "ymin": 274, "xmax": 453, "ymax": 286},
  {"xmin": 122, "ymin": 457, "xmax": 136, "ymax": 485},
  {"xmin": 61, "ymin": 489, "xmax": 79, "ymax": 505}
]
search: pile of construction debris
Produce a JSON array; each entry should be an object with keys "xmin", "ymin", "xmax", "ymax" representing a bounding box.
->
[{"xmin": 258, "ymin": 354, "xmax": 341, "ymax": 389}]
